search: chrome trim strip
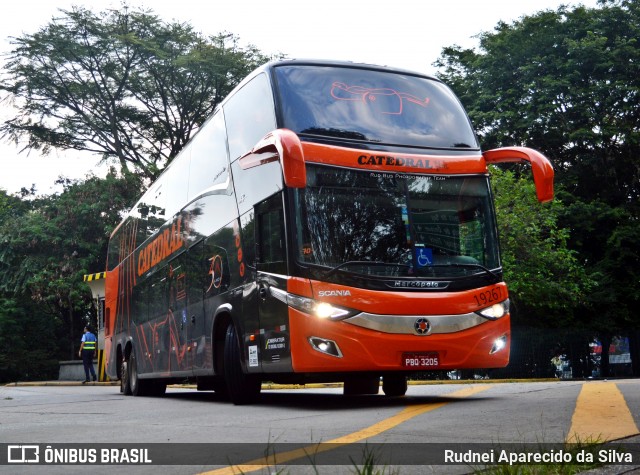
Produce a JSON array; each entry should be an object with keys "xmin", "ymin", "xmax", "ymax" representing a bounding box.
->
[
  {"xmin": 345, "ymin": 311, "xmax": 488, "ymax": 335},
  {"xmin": 269, "ymin": 286, "xmax": 288, "ymax": 304}
]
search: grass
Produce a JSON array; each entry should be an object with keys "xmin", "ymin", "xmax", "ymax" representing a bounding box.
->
[
  {"xmin": 349, "ymin": 444, "xmax": 400, "ymax": 475},
  {"xmin": 230, "ymin": 436, "xmax": 622, "ymax": 475}
]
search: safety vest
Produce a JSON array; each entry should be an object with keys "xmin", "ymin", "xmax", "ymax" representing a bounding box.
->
[{"xmin": 83, "ymin": 334, "xmax": 97, "ymax": 351}]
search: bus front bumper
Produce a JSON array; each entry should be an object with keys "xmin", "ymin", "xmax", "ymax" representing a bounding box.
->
[{"xmin": 289, "ymin": 308, "xmax": 510, "ymax": 373}]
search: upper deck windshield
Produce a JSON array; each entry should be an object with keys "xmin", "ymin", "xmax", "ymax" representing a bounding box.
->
[
  {"xmin": 274, "ymin": 64, "xmax": 478, "ymax": 150},
  {"xmin": 293, "ymin": 165, "xmax": 500, "ymax": 283}
]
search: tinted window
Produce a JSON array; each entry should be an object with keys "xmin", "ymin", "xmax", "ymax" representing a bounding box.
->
[
  {"xmin": 256, "ymin": 193, "xmax": 286, "ymax": 274},
  {"xmin": 275, "ymin": 65, "xmax": 478, "ymax": 149},
  {"xmin": 294, "ymin": 165, "xmax": 499, "ymax": 278},
  {"xmin": 148, "ymin": 268, "xmax": 168, "ymax": 322},
  {"xmin": 224, "ymin": 73, "xmax": 277, "ymax": 161},
  {"xmin": 188, "ymin": 111, "xmax": 230, "ymax": 201}
]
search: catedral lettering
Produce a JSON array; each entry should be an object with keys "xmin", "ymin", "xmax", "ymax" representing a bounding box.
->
[
  {"xmin": 103, "ymin": 59, "xmax": 554, "ymax": 405},
  {"xmin": 137, "ymin": 216, "xmax": 184, "ymax": 276},
  {"xmin": 357, "ymin": 154, "xmax": 445, "ymax": 169}
]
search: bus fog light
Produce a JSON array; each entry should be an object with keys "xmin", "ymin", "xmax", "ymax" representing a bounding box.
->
[
  {"xmin": 309, "ymin": 336, "xmax": 343, "ymax": 358},
  {"xmin": 490, "ymin": 335, "xmax": 508, "ymax": 354}
]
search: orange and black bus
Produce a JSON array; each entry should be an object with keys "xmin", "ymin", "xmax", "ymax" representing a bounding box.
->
[{"xmin": 104, "ymin": 59, "xmax": 554, "ymax": 404}]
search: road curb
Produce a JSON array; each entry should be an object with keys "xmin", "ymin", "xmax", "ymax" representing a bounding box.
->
[{"xmin": 4, "ymin": 381, "xmax": 120, "ymax": 386}]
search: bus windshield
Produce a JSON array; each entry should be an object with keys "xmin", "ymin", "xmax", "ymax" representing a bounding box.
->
[
  {"xmin": 293, "ymin": 165, "xmax": 500, "ymax": 280},
  {"xmin": 274, "ymin": 64, "xmax": 478, "ymax": 149}
]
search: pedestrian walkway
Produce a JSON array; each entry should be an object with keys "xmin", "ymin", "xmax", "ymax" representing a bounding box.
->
[{"xmin": 568, "ymin": 381, "xmax": 639, "ymax": 443}]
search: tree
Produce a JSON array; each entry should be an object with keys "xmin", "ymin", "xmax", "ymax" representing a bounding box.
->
[
  {"xmin": 0, "ymin": 5, "xmax": 272, "ymax": 180},
  {"xmin": 435, "ymin": 0, "xmax": 640, "ymax": 375},
  {"xmin": 0, "ymin": 294, "xmax": 61, "ymax": 382},
  {"xmin": 436, "ymin": 0, "xmax": 639, "ymax": 207},
  {"xmin": 490, "ymin": 167, "xmax": 589, "ymax": 327},
  {"xmin": 0, "ymin": 171, "xmax": 141, "ymax": 374}
]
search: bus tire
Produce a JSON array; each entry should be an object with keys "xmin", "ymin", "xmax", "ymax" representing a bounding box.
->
[
  {"xmin": 121, "ymin": 358, "xmax": 131, "ymax": 395},
  {"xmin": 129, "ymin": 347, "xmax": 145, "ymax": 397},
  {"xmin": 382, "ymin": 375, "xmax": 408, "ymax": 397},
  {"xmin": 344, "ymin": 376, "xmax": 380, "ymax": 395},
  {"xmin": 224, "ymin": 323, "xmax": 261, "ymax": 405}
]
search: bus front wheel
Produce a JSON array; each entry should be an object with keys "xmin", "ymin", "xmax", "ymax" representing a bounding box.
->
[
  {"xmin": 224, "ymin": 323, "xmax": 261, "ymax": 405},
  {"xmin": 382, "ymin": 375, "xmax": 408, "ymax": 397}
]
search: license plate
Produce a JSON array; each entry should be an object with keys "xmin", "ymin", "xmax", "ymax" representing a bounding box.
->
[{"xmin": 402, "ymin": 352, "xmax": 440, "ymax": 368}]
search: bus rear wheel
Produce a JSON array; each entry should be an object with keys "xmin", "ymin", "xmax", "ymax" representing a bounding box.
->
[
  {"xmin": 121, "ymin": 357, "xmax": 131, "ymax": 395},
  {"xmin": 127, "ymin": 347, "xmax": 166, "ymax": 397},
  {"xmin": 129, "ymin": 347, "xmax": 144, "ymax": 396},
  {"xmin": 224, "ymin": 323, "xmax": 261, "ymax": 405}
]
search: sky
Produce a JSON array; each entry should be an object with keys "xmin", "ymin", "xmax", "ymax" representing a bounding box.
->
[{"xmin": 0, "ymin": 0, "xmax": 600, "ymax": 195}]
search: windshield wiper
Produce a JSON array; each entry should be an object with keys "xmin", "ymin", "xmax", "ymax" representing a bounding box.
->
[
  {"xmin": 445, "ymin": 263, "xmax": 501, "ymax": 283},
  {"xmin": 321, "ymin": 261, "xmax": 410, "ymax": 279},
  {"xmin": 300, "ymin": 127, "xmax": 368, "ymax": 141}
]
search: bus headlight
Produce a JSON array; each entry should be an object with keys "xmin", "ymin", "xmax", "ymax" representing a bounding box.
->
[
  {"xmin": 286, "ymin": 293, "xmax": 357, "ymax": 321},
  {"xmin": 476, "ymin": 299, "xmax": 510, "ymax": 320}
]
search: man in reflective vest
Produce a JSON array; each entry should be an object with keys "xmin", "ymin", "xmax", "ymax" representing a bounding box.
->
[{"xmin": 79, "ymin": 325, "xmax": 97, "ymax": 383}]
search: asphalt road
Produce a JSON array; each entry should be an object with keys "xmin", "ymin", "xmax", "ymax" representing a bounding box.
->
[{"xmin": 1, "ymin": 379, "xmax": 639, "ymax": 475}]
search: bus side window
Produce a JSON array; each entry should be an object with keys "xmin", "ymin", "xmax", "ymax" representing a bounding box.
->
[
  {"xmin": 104, "ymin": 308, "xmax": 111, "ymax": 337},
  {"xmin": 256, "ymin": 194, "xmax": 286, "ymax": 274},
  {"xmin": 224, "ymin": 73, "xmax": 276, "ymax": 162},
  {"xmin": 240, "ymin": 211, "xmax": 256, "ymax": 271}
]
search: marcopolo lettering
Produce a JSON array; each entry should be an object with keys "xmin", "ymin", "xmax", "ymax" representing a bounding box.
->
[
  {"xmin": 357, "ymin": 155, "xmax": 444, "ymax": 170},
  {"xmin": 391, "ymin": 280, "xmax": 449, "ymax": 289}
]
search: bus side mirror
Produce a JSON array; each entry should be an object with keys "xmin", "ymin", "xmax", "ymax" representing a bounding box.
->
[
  {"xmin": 239, "ymin": 129, "xmax": 306, "ymax": 188},
  {"xmin": 483, "ymin": 147, "xmax": 554, "ymax": 203}
]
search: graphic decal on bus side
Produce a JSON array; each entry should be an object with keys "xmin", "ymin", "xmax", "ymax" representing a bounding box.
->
[
  {"xmin": 116, "ymin": 218, "xmax": 139, "ymax": 336},
  {"xmin": 261, "ymin": 326, "xmax": 289, "ymax": 364},
  {"xmin": 132, "ymin": 264, "xmax": 190, "ymax": 374},
  {"xmin": 207, "ymin": 255, "xmax": 223, "ymax": 292},
  {"xmin": 234, "ymin": 223, "xmax": 245, "ymax": 278}
]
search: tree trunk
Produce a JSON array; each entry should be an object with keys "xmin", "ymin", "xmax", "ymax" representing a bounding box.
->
[{"xmin": 68, "ymin": 294, "xmax": 74, "ymax": 360}]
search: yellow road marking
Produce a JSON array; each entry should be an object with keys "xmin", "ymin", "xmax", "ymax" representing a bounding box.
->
[
  {"xmin": 566, "ymin": 381, "xmax": 639, "ymax": 443},
  {"xmin": 199, "ymin": 384, "xmax": 491, "ymax": 475}
]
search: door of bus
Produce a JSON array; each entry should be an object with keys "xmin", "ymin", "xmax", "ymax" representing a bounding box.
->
[{"xmin": 255, "ymin": 193, "xmax": 292, "ymax": 372}]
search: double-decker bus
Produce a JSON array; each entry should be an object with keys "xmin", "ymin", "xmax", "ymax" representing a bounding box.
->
[{"xmin": 104, "ymin": 59, "xmax": 554, "ymax": 404}]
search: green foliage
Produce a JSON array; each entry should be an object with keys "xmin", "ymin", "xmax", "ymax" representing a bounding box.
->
[
  {"xmin": 436, "ymin": 0, "xmax": 640, "ymax": 209},
  {"xmin": 491, "ymin": 167, "xmax": 589, "ymax": 326},
  {"xmin": 0, "ymin": 3, "xmax": 274, "ymax": 382},
  {"xmin": 0, "ymin": 295, "xmax": 61, "ymax": 382},
  {"xmin": 435, "ymin": 0, "xmax": 640, "ymax": 344},
  {"xmin": 0, "ymin": 5, "xmax": 273, "ymax": 180},
  {"xmin": 0, "ymin": 172, "xmax": 140, "ymax": 377}
]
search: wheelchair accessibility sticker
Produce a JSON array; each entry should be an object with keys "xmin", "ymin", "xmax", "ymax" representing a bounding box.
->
[{"xmin": 415, "ymin": 247, "xmax": 433, "ymax": 267}]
